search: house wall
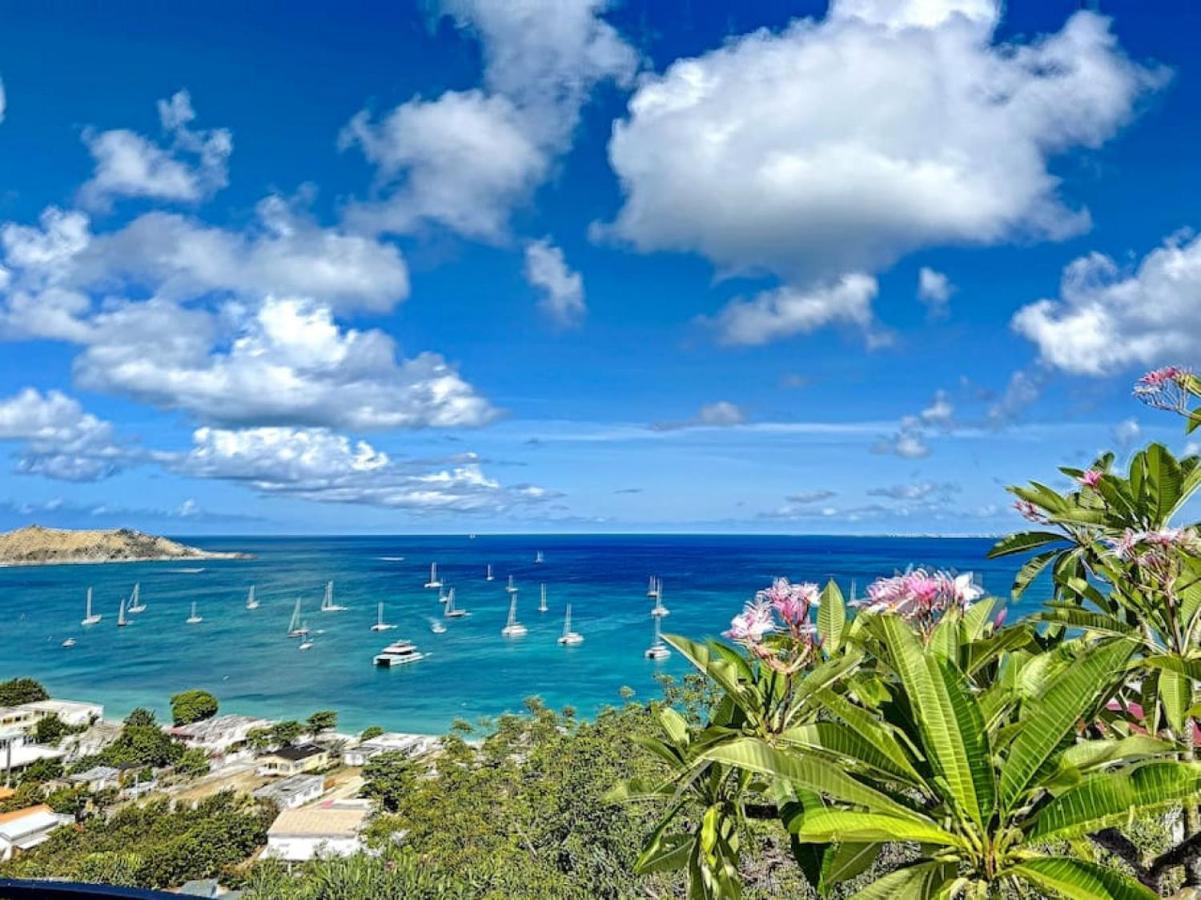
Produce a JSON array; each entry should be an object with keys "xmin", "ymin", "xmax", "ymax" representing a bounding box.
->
[{"xmin": 265, "ymin": 835, "xmax": 361, "ymax": 861}]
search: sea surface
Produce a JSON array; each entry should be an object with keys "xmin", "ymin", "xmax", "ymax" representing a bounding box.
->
[{"xmin": 0, "ymin": 535, "xmax": 1035, "ymax": 735}]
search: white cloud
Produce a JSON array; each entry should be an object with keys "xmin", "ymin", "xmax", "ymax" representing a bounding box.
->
[
  {"xmin": 872, "ymin": 388, "xmax": 952, "ymax": 458},
  {"xmin": 342, "ymin": 0, "xmax": 635, "ymax": 240},
  {"xmin": 1113, "ymin": 417, "xmax": 1141, "ymax": 448},
  {"xmin": 708, "ymin": 274, "xmax": 878, "ymax": 346},
  {"xmin": 917, "ymin": 267, "xmax": 954, "ymax": 318},
  {"xmin": 872, "ymin": 428, "xmax": 929, "ymax": 459},
  {"xmin": 605, "ymin": 1, "xmax": 1161, "ymax": 342},
  {"xmin": 653, "ymin": 400, "xmax": 745, "ymax": 431},
  {"xmin": 867, "ymin": 480, "xmax": 959, "ymax": 501},
  {"xmin": 524, "ymin": 238, "xmax": 586, "ymax": 327},
  {"xmin": 0, "ymin": 388, "xmax": 133, "ymax": 481},
  {"xmin": 1013, "ymin": 231, "xmax": 1201, "ymax": 375},
  {"xmin": 786, "ymin": 489, "xmax": 837, "ymax": 503},
  {"xmin": 987, "ymin": 369, "xmax": 1045, "ymax": 426},
  {"xmin": 78, "ymin": 90, "xmax": 232, "ymax": 211},
  {"xmin": 920, "ymin": 389, "xmax": 954, "ymax": 428}
]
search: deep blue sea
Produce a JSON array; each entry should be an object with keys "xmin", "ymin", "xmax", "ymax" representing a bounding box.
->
[{"xmin": 0, "ymin": 535, "xmax": 1033, "ymax": 734}]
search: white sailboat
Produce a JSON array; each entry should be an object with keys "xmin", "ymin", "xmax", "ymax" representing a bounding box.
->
[
  {"xmin": 371, "ymin": 601, "xmax": 396, "ymax": 632},
  {"xmin": 61, "ymin": 637, "xmax": 76, "ymax": 648},
  {"xmin": 186, "ymin": 601, "xmax": 203, "ymax": 625},
  {"xmin": 438, "ymin": 585, "xmax": 449, "ymax": 604},
  {"xmin": 429, "ymin": 618, "xmax": 447, "ymax": 634},
  {"xmin": 127, "ymin": 582, "xmax": 145, "ymax": 614},
  {"xmin": 81, "ymin": 587, "xmax": 102, "ymax": 626},
  {"xmin": 646, "ymin": 576, "xmax": 659, "ymax": 598},
  {"xmin": 535, "ymin": 550, "xmax": 544, "ymax": 564},
  {"xmin": 287, "ymin": 599, "xmax": 309, "ymax": 637},
  {"xmin": 117, "ymin": 598, "xmax": 128, "ymax": 628},
  {"xmin": 538, "ymin": 583, "xmax": 549, "ymax": 613},
  {"xmin": 246, "ymin": 585, "xmax": 259, "ymax": 610},
  {"xmin": 444, "ymin": 587, "xmax": 469, "ymax": 619},
  {"xmin": 644, "ymin": 614, "xmax": 670, "ymax": 660},
  {"xmin": 485, "ymin": 563, "xmax": 494, "ymax": 582},
  {"xmin": 501, "ymin": 591, "xmax": 527, "ymax": 637},
  {"xmin": 506, "ymin": 574, "xmax": 517, "ymax": 594},
  {"xmin": 320, "ymin": 580, "xmax": 347, "ymax": 612},
  {"xmin": 424, "ymin": 563, "xmax": 443, "ymax": 589},
  {"xmin": 298, "ymin": 626, "xmax": 314, "ymax": 651},
  {"xmin": 557, "ymin": 604, "xmax": 583, "ymax": 646},
  {"xmin": 651, "ymin": 581, "xmax": 670, "ymax": 618}
]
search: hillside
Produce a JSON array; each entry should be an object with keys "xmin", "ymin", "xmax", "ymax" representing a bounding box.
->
[{"xmin": 0, "ymin": 525, "xmax": 247, "ymax": 566}]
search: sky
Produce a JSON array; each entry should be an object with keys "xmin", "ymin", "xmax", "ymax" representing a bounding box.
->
[{"xmin": 0, "ymin": 0, "xmax": 1198, "ymax": 536}]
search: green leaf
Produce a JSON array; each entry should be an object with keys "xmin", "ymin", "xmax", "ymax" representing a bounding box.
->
[
  {"xmin": 818, "ymin": 579, "xmax": 846, "ymax": 654},
  {"xmin": 792, "ymin": 810, "xmax": 964, "ymax": 848},
  {"xmin": 989, "ymin": 530, "xmax": 1066, "ymax": 559},
  {"xmin": 1000, "ymin": 638, "xmax": 1135, "ymax": 812},
  {"xmin": 635, "ymin": 831, "xmax": 693, "ymax": 873},
  {"xmin": 1053, "ymin": 736, "xmax": 1174, "ymax": 782},
  {"xmin": 1004, "ymin": 857, "xmax": 1157, "ymax": 900},
  {"xmin": 1011, "ymin": 549, "xmax": 1060, "ymax": 599},
  {"xmin": 779, "ymin": 722, "xmax": 921, "ymax": 786},
  {"xmin": 664, "ymin": 635, "xmax": 748, "ymax": 704},
  {"xmin": 815, "ymin": 688, "xmax": 924, "ymax": 783},
  {"xmin": 658, "ymin": 707, "xmax": 691, "ymax": 747},
  {"xmin": 1141, "ymin": 653, "xmax": 1201, "ymax": 683},
  {"xmin": 1028, "ymin": 761, "xmax": 1201, "ymax": 842},
  {"xmin": 1034, "ymin": 606, "xmax": 1136, "ymax": 638},
  {"xmin": 1159, "ymin": 668, "xmax": 1191, "ymax": 734},
  {"xmin": 1143, "ymin": 443, "xmax": 1183, "ymax": 524},
  {"xmin": 846, "ymin": 861, "xmax": 959, "ymax": 900},
  {"xmin": 820, "ymin": 842, "xmax": 881, "ymax": 894}
]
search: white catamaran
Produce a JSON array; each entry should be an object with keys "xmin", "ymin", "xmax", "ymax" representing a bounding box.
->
[
  {"xmin": 374, "ymin": 640, "xmax": 425, "ymax": 667},
  {"xmin": 644, "ymin": 614, "xmax": 670, "ymax": 660},
  {"xmin": 557, "ymin": 603, "xmax": 583, "ymax": 646},
  {"xmin": 287, "ymin": 599, "xmax": 309, "ymax": 637},
  {"xmin": 320, "ymin": 580, "xmax": 346, "ymax": 612},
  {"xmin": 127, "ymin": 582, "xmax": 145, "ymax": 614},
  {"xmin": 246, "ymin": 585, "xmax": 260, "ymax": 610},
  {"xmin": 538, "ymin": 583, "xmax": 549, "ymax": 613},
  {"xmin": 81, "ymin": 587, "xmax": 101, "ymax": 626},
  {"xmin": 501, "ymin": 591, "xmax": 527, "ymax": 637},
  {"xmin": 444, "ymin": 587, "xmax": 468, "ymax": 619},
  {"xmin": 424, "ymin": 563, "xmax": 443, "ymax": 589},
  {"xmin": 186, "ymin": 601, "xmax": 203, "ymax": 625},
  {"xmin": 651, "ymin": 580, "xmax": 670, "ymax": 618},
  {"xmin": 371, "ymin": 601, "xmax": 396, "ymax": 632},
  {"xmin": 485, "ymin": 563, "xmax": 494, "ymax": 582}
]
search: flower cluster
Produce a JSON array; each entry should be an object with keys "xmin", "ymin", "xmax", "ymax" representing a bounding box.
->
[
  {"xmin": 724, "ymin": 578, "xmax": 820, "ymax": 671},
  {"xmin": 1111, "ymin": 527, "xmax": 1201, "ymax": 561},
  {"xmin": 859, "ymin": 569, "xmax": 982, "ymax": 631},
  {"xmin": 1134, "ymin": 366, "xmax": 1192, "ymax": 413},
  {"xmin": 1014, "ymin": 499, "xmax": 1048, "ymax": 523},
  {"xmin": 1078, "ymin": 469, "xmax": 1103, "ymax": 489}
]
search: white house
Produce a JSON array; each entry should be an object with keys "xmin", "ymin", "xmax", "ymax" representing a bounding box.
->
[
  {"xmin": 264, "ymin": 803, "xmax": 368, "ymax": 861},
  {"xmin": 342, "ymin": 732, "xmax": 439, "ymax": 767},
  {"xmin": 68, "ymin": 765, "xmax": 121, "ymax": 792},
  {"xmin": 0, "ymin": 804, "xmax": 70, "ymax": 860},
  {"xmin": 0, "ymin": 730, "xmax": 64, "ymax": 782},
  {"xmin": 170, "ymin": 714, "xmax": 275, "ymax": 754},
  {"xmin": 253, "ymin": 773, "xmax": 325, "ymax": 809},
  {"xmin": 18, "ymin": 699, "xmax": 104, "ymax": 729}
]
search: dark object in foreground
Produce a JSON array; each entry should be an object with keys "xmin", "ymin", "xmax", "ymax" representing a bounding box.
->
[{"xmin": 0, "ymin": 879, "xmax": 176, "ymax": 899}]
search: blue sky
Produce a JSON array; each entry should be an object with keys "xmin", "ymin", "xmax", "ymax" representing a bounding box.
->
[{"xmin": 0, "ymin": 0, "xmax": 1197, "ymax": 535}]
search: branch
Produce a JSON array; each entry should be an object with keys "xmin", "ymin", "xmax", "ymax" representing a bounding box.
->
[
  {"xmin": 1089, "ymin": 828, "xmax": 1151, "ymax": 887},
  {"xmin": 1148, "ymin": 827, "xmax": 1201, "ymax": 886}
]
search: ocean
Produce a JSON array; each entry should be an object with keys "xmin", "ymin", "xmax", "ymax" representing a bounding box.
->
[{"xmin": 0, "ymin": 534, "xmax": 1033, "ymax": 734}]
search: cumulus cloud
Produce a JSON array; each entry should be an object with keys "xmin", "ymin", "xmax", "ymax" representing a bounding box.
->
[
  {"xmin": 1013, "ymin": 231, "xmax": 1201, "ymax": 375},
  {"xmin": 524, "ymin": 238, "xmax": 586, "ymax": 327},
  {"xmin": 871, "ymin": 389, "xmax": 953, "ymax": 458},
  {"xmin": 653, "ymin": 400, "xmax": 746, "ymax": 431},
  {"xmin": 867, "ymin": 480, "xmax": 959, "ymax": 501},
  {"xmin": 1113, "ymin": 417, "xmax": 1141, "ymax": 449},
  {"xmin": 78, "ymin": 90, "xmax": 232, "ymax": 211},
  {"xmin": 605, "ymin": 0, "xmax": 1162, "ymax": 342},
  {"xmin": 342, "ymin": 0, "xmax": 636, "ymax": 240},
  {"xmin": 987, "ymin": 369, "xmax": 1045, "ymax": 426},
  {"xmin": 708, "ymin": 274, "xmax": 879, "ymax": 346},
  {"xmin": 917, "ymin": 267, "xmax": 954, "ymax": 319},
  {"xmin": 0, "ymin": 388, "xmax": 135, "ymax": 481}
]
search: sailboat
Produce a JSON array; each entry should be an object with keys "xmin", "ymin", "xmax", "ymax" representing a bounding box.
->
[
  {"xmin": 506, "ymin": 574, "xmax": 517, "ymax": 594},
  {"xmin": 501, "ymin": 591, "xmax": 527, "ymax": 637},
  {"xmin": 127, "ymin": 582, "xmax": 145, "ymax": 614},
  {"xmin": 429, "ymin": 618, "xmax": 447, "ymax": 634},
  {"xmin": 287, "ymin": 599, "xmax": 309, "ymax": 637},
  {"xmin": 444, "ymin": 588, "xmax": 468, "ymax": 619},
  {"xmin": 320, "ymin": 580, "xmax": 346, "ymax": 612},
  {"xmin": 61, "ymin": 637, "xmax": 76, "ymax": 648},
  {"xmin": 246, "ymin": 585, "xmax": 259, "ymax": 610},
  {"xmin": 371, "ymin": 601, "xmax": 396, "ymax": 632},
  {"xmin": 424, "ymin": 563, "xmax": 443, "ymax": 589},
  {"xmin": 651, "ymin": 581, "xmax": 670, "ymax": 618},
  {"xmin": 535, "ymin": 550, "xmax": 544, "ymax": 564},
  {"xmin": 538, "ymin": 583, "xmax": 549, "ymax": 613},
  {"xmin": 117, "ymin": 598, "xmax": 128, "ymax": 628},
  {"xmin": 485, "ymin": 563, "xmax": 494, "ymax": 582},
  {"xmin": 646, "ymin": 576, "xmax": 659, "ymax": 598},
  {"xmin": 186, "ymin": 601, "xmax": 203, "ymax": 625},
  {"xmin": 298, "ymin": 626, "xmax": 314, "ymax": 651},
  {"xmin": 81, "ymin": 587, "xmax": 102, "ymax": 626},
  {"xmin": 644, "ymin": 614, "xmax": 670, "ymax": 660},
  {"xmin": 557, "ymin": 604, "xmax": 583, "ymax": 646},
  {"xmin": 438, "ymin": 585, "xmax": 449, "ymax": 604}
]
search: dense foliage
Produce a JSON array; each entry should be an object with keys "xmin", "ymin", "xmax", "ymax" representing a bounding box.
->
[
  {"xmin": 0, "ymin": 676, "xmax": 48, "ymax": 705},
  {"xmin": 169, "ymin": 688, "xmax": 219, "ymax": 725}
]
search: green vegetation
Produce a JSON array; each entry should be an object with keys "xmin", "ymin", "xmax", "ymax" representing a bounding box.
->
[
  {"xmin": 271, "ymin": 719, "xmax": 304, "ymax": 745},
  {"xmin": 360, "ymin": 724, "xmax": 384, "ymax": 741},
  {"xmin": 33, "ymin": 712, "xmax": 85, "ymax": 745},
  {"xmin": 169, "ymin": 688, "xmax": 219, "ymax": 725},
  {"xmin": 0, "ymin": 676, "xmax": 48, "ymax": 705},
  {"xmin": 306, "ymin": 709, "xmax": 337, "ymax": 732}
]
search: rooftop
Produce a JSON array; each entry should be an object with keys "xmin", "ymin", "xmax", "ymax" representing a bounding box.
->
[
  {"xmin": 267, "ymin": 805, "xmax": 366, "ymax": 838},
  {"xmin": 69, "ymin": 765, "xmax": 120, "ymax": 783},
  {"xmin": 0, "ymin": 805, "xmax": 61, "ymax": 841},
  {"xmin": 265, "ymin": 743, "xmax": 325, "ymax": 762},
  {"xmin": 253, "ymin": 774, "xmax": 323, "ymax": 801},
  {"xmin": 19, "ymin": 699, "xmax": 102, "ymax": 714}
]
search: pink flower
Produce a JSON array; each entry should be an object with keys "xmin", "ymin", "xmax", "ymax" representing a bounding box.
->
[
  {"xmin": 1014, "ymin": 500, "xmax": 1047, "ymax": 523},
  {"xmin": 1111, "ymin": 527, "xmax": 1201, "ymax": 560},
  {"xmin": 1135, "ymin": 366, "xmax": 1192, "ymax": 413},
  {"xmin": 1078, "ymin": 469, "xmax": 1103, "ymax": 489},
  {"xmin": 862, "ymin": 569, "xmax": 981, "ymax": 630},
  {"xmin": 756, "ymin": 578, "xmax": 819, "ymax": 629},
  {"xmin": 724, "ymin": 599, "xmax": 775, "ymax": 643}
]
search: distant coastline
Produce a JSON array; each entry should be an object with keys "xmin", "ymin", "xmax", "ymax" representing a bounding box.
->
[{"xmin": 0, "ymin": 524, "xmax": 250, "ymax": 568}]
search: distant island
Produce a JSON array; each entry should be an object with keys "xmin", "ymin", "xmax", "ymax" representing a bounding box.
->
[{"xmin": 0, "ymin": 525, "xmax": 249, "ymax": 567}]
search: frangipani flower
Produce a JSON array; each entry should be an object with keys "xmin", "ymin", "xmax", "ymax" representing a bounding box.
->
[
  {"xmin": 756, "ymin": 578, "xmax": 819, "ymax": 629},
  {"xmin": 1134, "ymin": 366, "xmax": 1192, "ymax": 413},
  {"xmin": 860, "ymin": 568, "xmax": 982, "ymax": 632},
  {"xmin": 723, "ymin": 599, "xmax": 775, "ymax": 643},
  {"xmin": 1078, "ymin": 469, "xmax": 1103, "ymax": 489},
  {"xmin": 1014, "ymin": 499, "xmax": 1047, "ymax": 523}
]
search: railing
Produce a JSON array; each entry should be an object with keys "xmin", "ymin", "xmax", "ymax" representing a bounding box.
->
[{"xmin": 0, "ymin": 880, "xmax": 178, "ymax": 899}]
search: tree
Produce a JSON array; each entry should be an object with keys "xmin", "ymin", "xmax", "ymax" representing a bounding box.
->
[
  {"xmin": 362, "ymin": 751, "xmax": 419, "ymax": 812},
  {"xmin": 360, "ymin": 725, "xmax": 384, "ymax": 741},
  {"xmin": 169, "ymin": 690, "xmax": 218, "ymax": 726},
  {"xmin": 0, "ymin": 677, "xmax": 48, "ymax": 706},
  {"xmin": 33, "ymin": 713, "xmax": 71, "ymax": 746},
  {"xmin": 102, "ymin": 724, "xmax": 182, "ymax": 769},
  {"xmin": 18, "ymin": 756, "xmax": 63, "ymax": 785},
  {"xmin": 175, "ymin": 747, "xmax": 211, "ymax": 779},
  {"xmin": 306, "ymin": 710, "xmax": 337, "ymax": 733},
  {"xmin": 124, "ymin": 708, "xmax": 157, "ymax": 728},
  {"xmin": 270, "ymin": 720, "xmax": 303, "ymax": 746}
]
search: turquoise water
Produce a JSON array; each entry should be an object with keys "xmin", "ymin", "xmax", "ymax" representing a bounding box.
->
[{"xmin": 0, "ymin": 535, "xmax": 1030, "ymax": 734}]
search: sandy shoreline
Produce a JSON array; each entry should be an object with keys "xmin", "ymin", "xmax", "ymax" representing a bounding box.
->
[{"xmin": 0, "ymin": 552, "xmax": 251, "ymax": 568}]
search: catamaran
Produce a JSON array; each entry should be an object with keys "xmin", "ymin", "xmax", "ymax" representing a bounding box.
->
[
  {"xmin": 644, "ymin": 614, "xmax": 670, "ymax": 660},
  {"xmin": 538, "ymin": 583, "xmax": 549, "ymax": 613},
  {"xmin": 287, "ymin": 599, "xmax": 309, "ymax": 637},
  {"xmin": 246, "ymin": 585, "xmax": 259, "ymax": 610},
  {"xmin": 535, "ymin": 550, "xmax": 544, "ymax": 564},
  {"xmin": 81, "ymin": 587, "xmax": 101, "ymax": 626},
  {"xmin": 506, "ymin": 574, "xmax": 517, "ymax": 594},
  {"xmin": 444, "ymin": 588, "xmax": 468, "ymax": 619},
  {"xmin": 117, "ymin": 598, "xmax": 128, "ymax": 628},
  {"xmin": 371, "ymin": 601, "xmax": 396, "ymax": 632},
  {"xmin": 186, "ymin": 601, "xmax": 203, "ymax": 625},
  {"xmin": 651, "ymin": 582, "xmax": 670, "ymax": 618},
  {"xmin": 127, "ymin": 582, "xmax": 145, "ymax": 614},
  {"xmin": 501, "ymin": 591, "xmax": 527, "ymax": 637},
  {"xmin": 485, "ymin": 563, "xmax": 494, "ymax": 582},
  {"xmin": 424, "ymin": 563, "xmax": 443, "ymax": 589},
  {"xmin": 557, "ymin": 604, "xmax": 583, "ymax": 646},
  {"xmin": 374, "ymin": 639, "xmax": 425, "ymax": 667},
  {"xmin": 320, "ymin": 580, "xmax": 346, "ymax": 612},
  {"xmin": 298, "ymin": 627, "xmax": 314, "ymax": 651}
]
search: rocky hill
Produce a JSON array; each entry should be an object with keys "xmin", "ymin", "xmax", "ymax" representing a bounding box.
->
[{"xmin": 0, "ymin": 525, "xmax": 247, "ymax": 566}]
